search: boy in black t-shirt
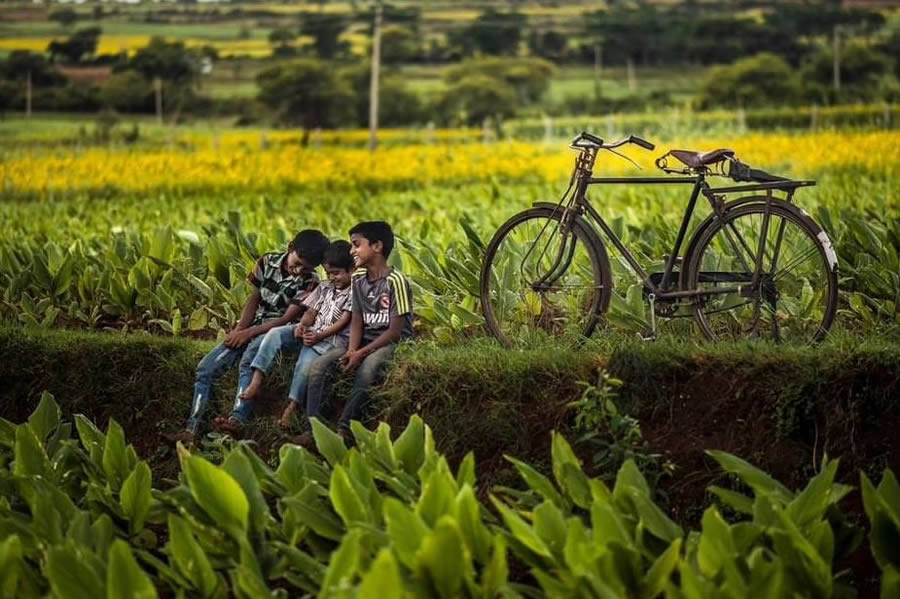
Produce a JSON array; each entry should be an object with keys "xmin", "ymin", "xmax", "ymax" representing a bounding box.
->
[{"xmin": 299, "ymin": 221, "xmax": 413, "ymax": 444}]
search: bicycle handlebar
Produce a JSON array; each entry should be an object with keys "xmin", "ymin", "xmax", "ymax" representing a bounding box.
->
[{"xmin": 571, "ymin": 131, "xmax": 656, "ymax": 152}]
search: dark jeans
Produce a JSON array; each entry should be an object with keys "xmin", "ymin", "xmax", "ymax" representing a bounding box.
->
[
  {"xmin": 304, "ymin": 344, "xmax": 395, "ymax": 434},
  {"xmin": 186, "ymin": 335, "xmax": 264, "ymax": 433}
]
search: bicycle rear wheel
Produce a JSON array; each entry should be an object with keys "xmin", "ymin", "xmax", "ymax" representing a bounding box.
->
[
  {"xmin": 683, "ymin": 201, "xmax": 838, "ymax": 343},
  {"xmin": 480, "ymin": 207, "xmax": 612, "ymax": 346}
]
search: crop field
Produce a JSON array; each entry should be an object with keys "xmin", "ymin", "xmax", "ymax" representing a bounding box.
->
[{"xmin": 1, "ymin": 118, "xmax": 898, "ymax": 341}]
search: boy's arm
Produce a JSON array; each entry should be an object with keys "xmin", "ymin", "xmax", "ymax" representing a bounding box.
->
[
  {"xmin": 347, "ymin": 311, "xmax": 363, "ymax": 353},
  {"xmin": 355, "ymin": 316, "xmax": 403, "ymax": 357},
  {"xmin": 243, "ymin": 303, "xmax": 303, "ymax": 339},
  {"xmin": 311, "ymin": 311, "xmax": 351, "ymax": 342},
  {"xmin": 224, "ymin": 290, "xmax": 261, "ymax": 347}
]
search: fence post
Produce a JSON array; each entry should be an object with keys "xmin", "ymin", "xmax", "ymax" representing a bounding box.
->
[
  {"xmin": 543, "ymin": 113, "xmax": 553, "ymax": 144},
  {"xmin": 810, "ymin": 104, "xmax": 818, "ymax": 131},
  {"xmin": 425, "ymin": 121, "xmax": 435, "ymax": 145}
]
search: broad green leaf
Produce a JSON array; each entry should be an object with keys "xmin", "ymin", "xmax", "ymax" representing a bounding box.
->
[
  {"xmin": 0, "ymin": 535, "xmax": 23, "ymax": 598},
  {"xmin": 320, "ymin": 529, "xmax": 363, "ymax": 594},
  {"xmin": 483, "ymin": 536, "xmax": 509, "ymax": 596},
  {"xmin": 120, "ymin": 461, "xmax": 152, "ymax": 535},
  {"xmin": 393, "ymin": 415, "xmax": 426, "ymax": 476},
  {"xmin": 312, "ymin": 418, "xmax": 348, "ymax": 467},
  {"xmin": 490, "ymin": 497, "xmax": 552, "ymax": 559},
  {"xmin": 641, "ymin": 538, "xmax": 682, "ymax": 599},
  {"xmin": 222, "ymin": 449, "xmax": 268, "ymax": 537},
  {"xmin": 74, "ymin": 413, "xmax": 106, "ymax": 460},
  {"xmin": 454, "ymin": 485, "xmax": 492, "ymax": 564},
  {"xmin": 415, "ymin": 516, "xmax": 466, "ymax": 599},
  {"xmin": 506, "ymin": 455, "xmax": 566, "ymax": 509},
  {"xmin": 329, "ymin": 464, "xmax": 371, "ymax": 526},
  {"xmin": 384, "ymin": 497, "xmax": 430, "ymax": 569},
  {"xmin": 532, "ymin": 501, "xmax": 567, "ymax": 561},
  {"xmin": 27, "ymin": 391, "xmax": 60, "ymax": 441},
  {"xmin": 359, "ymin": 548, "xmax": 404, "ymax": 596},
  {"xmin": 183, "ymin": 455, "xmax": 249, "ymax": 540},
  {"xmin": 786, "ymin": 458, "xmax": 839, "ymax": 527},
  {"xmin": 282, "ymin": 484, "xmax": 345, "ymax": 541},
  {"xmin": 709, "ymin": 485, "xmax": 754, "ymax": 515},
  {"xmin": 706, "ymin": 450, "xmax": 792, "ymax": 502},
  {"xmin": 167, "ymin": 515, "xmax": 220, "ymax": 598},
  {"xmin": 13, "ymin": 424, "xmax": 51, "ymax": 478},
  {"xmin": 416, "ymin": 467, "xmax": 456, "ymax": 528},
  {"xmin": 697, "ymin": 507, "xmax": 735, "ymax": 577},
  {"xmin": 455, "ymin": 451, "xmax": 475, "ymax": 490},
  {"xmin": 102, "ymin": 419, "xmax": 130, "ymax": 490},
  {"xmin": 614, "ymin": 459, "xmax": 651, "ymax": 501},
  {"xmin": 107, "ymin": 540, "xmax": 157, "ymax": 599},
  {"xmin": 47, "ymin": 544, "xmax": 105, "ymax": 599}
]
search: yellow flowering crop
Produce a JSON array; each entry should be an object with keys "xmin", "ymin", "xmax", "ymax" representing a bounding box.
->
[{"xmin": 2, "ymin": 130, "xmax": 898, "ymax": 197}]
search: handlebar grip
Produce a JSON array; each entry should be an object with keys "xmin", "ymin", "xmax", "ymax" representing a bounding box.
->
[
  {"xmin": 630, "ymin": 135, "xmax": 655, "ymax": 151},
  {"xmin": 581, "ymin": 131, "xmax": 604, "ymax": 145}
]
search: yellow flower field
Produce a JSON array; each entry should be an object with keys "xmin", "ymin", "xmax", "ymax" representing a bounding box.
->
[{"xmin": 3, "ymin": 131, "xmax": 898, "ymax": 196}]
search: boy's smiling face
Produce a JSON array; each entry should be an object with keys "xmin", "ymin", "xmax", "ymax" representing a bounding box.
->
[
  {"xmin": 324, "ymin": 264, "xmax": 352, "ymax": 289},
  {"xmin": 284, "ymin": 251, "xmax": 314, "ymax": 277},
  {"xmin": 350, "ymin": 233, "xmax": 380, "ymax": 268}
]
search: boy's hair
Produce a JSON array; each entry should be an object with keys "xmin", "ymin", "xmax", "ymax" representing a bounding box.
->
[
  {"xmin": 290, "ymin": 229, "xmax": 330, "ymax": 266},
  {"xmin": 349, "ymin": 221, "xmax": 394, "ymax": 258},
  {"xmin": 322, "ymin": 240, "xmax": 354, "ymax": 271}
]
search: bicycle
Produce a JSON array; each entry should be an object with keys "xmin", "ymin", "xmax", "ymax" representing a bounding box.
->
[{"xmin": 479, "ymin": 131, "xmax": 839, "ymax": 346}]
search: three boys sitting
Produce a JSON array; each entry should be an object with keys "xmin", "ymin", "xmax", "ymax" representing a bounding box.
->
[{"xmin": 170, "ymin": 221, "xmax": 413, "ymax": 446}]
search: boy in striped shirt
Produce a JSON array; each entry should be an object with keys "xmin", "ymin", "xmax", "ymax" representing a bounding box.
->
[{"xmin": 299, "ymin": 221, "xmax": 413, "ymax": 444}]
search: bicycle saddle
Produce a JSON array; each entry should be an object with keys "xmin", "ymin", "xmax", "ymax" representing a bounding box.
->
[{"xmin": 668, "ymin": 148, "xmax": 735, "ymax": 168}]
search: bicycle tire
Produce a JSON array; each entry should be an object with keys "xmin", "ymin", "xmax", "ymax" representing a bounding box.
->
[
  {"xmin": 480, "ymin": 206, "xmax": 613, "ymax": 346},
  {"xmin": 682, "ymin": 200, "xmax": 838, "ymax": 343}
]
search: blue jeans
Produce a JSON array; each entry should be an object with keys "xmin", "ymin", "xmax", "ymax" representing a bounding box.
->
[
  {"xmin": 304, "ymin": 344, "xmax": 395, "ymax": 434},
  {"xmin": 186, "ymin": 334, "xmax": 265, "ymax": 433},
  {"xmin": 230, "ymin": 324, "xmax": 301, "ymax": 424}
]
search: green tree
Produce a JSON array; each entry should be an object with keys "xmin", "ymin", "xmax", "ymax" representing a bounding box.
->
[
  {"xmin": 0, "ymin": 51, "xmax": 66, "ymax": 86},
  {"xmin": 340, "ymin": 63, "xmax": 422, "ymax": 126},
  {"xmin": 100, "ymin": 71, "xmax": 153, "ymax": 112},
  {"xmin": 528, "ymin": 30, "xmax": 568, "ymax": 61},
  {"xmin": 696, "ymin": 53, "xmax": 801, "ymax": 110},
  {"xmin": 451, "ymin": 9, "xmax": 526, "ymax": 57},
  {"xmin": 435, "ymin": 74, "xmax": 517, "ymax": 126},
  {"xmin": 380, "ymin": 26, "xmax": 419, "ymax": 64},
  {"xmin": 256, "ymin": 59, "xmax": 355, "ymax": 130},
  {"xmin": 299, "ymin": 13, "xmax": 349, "ymax": 60},
  {"xmin": 444, "ymin": 57, "xmax": 554, "ymax": 105},
  {"xmin": 124, "ymin": 37, "xmax": 196, "ymax": 86},
  {"xmin": 49, "ymin": 8, "xmax": 78, "ymax": 29},
  {"xmin": 802, "ymin": 43, "xmax": 894, "ymax": 103},
  {"xmin": 47, "ymin": 26, "xmax": 102, "ymax": 65}
]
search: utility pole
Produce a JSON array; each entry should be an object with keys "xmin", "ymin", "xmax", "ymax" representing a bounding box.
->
[
  {"xmin": 154, "ymin": 77, "xmax": 163, "ymax": 126},
  {"xmin": 368, "ymin": 1, "xmax": 383, "ymax": 151},
  {"xmin": 25, "ymin": 71, "xmax": 31, "ymax": 118},
  {"xmin": 832, "ymin": 25, "xmax": 840, "ymax": 93}
]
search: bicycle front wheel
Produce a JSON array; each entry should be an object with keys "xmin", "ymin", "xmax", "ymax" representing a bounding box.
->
[
  {"xmin": 683, "ymin": 201, "xmax": 838, "ymax": 343},
  {"xmin": 480, "ymin": 207, "xmax": 612, "ymax": 346}
]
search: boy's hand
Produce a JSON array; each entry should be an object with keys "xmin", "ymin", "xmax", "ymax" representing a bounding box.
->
[
  {"xmin": 341, "ymin": 349, "xmax": 364, "ymax": 372},
  {"xmin": 225, "ymin": 329, "xmax": 253, "ymax": 348},
  {"xmin": 293, "ymin": 324, "xmax": 307, "ymax": 339},
  {"xmin": 302, "ymin": 331, "xmax": 320, "ymax": 346}
]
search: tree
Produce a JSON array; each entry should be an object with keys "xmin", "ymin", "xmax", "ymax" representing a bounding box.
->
[
  {"xmin": 436, "ymin": 74, "xmax": 518, "ymax": 125},
  {"xmin": 256, "ymin": 59, "xmax": 355, "ymax": 130},
  {"xmin": 100, "ymin": 70, "xmax": 153, "ymax": 112},
  {"xmin": 299, "ymin": 13, "xmax": 349, "ymax": 60},
  {"xmin": 380, "ymin": 26, "xmax": 419, "ymax": 64},
  {"xmin": 124, "ymin": 37, "xmax": 196, "ymax": 86},
  {"xmin": 444, "ymin": 58, "xmax": 555, "ymax": 105},
  {"xmin": 0, "ymin": 51, "xmax": 65, "ymax": 87},
  {"xmin": 268, "ymin": 28, "xmax": 298, "ymax": 57},
  {"xmin": 528, "ymin": 30, "xmax": 568, "ymax": 61},
  {"xmin": 49, "ymin": 8, "xmax": 78, "ymax": 29},
  {"xmin": 802, "ymin": 43, "xmax": 894, "ymax": 103},
  {"xmin": 696, "ymin": 53, "xmax": 801, "ymax": 110},
  {"xmin": 340, "ymin": 63, "xmax": 423, "ymax": 126},
  {"xmin": 452, "ymin": 9, "xmax": 526, "ymax": 57},
  {"xmin": 47, "ymin": 26, "xmax": 102, "ymax": 65}
]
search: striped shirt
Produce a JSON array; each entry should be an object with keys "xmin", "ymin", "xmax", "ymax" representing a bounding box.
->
[
  {"xmin": 246, "ymin": 252, "xmax": 318, "ymax": 325},
  {"xmin": 302, "ymin": 281, "xmax": 352, "ymax": 351},
  {"xmin": 351, "ymin": 267, "xmax": 414, "ymax": 344}
]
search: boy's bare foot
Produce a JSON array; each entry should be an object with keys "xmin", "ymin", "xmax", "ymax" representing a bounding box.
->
[
  {"xmin": 166, "ymin": 429, "xmax": 195, "ymax": 446},
  {"xmin": 278, "ymin": 402, "xmax": 298, "ymax": 429},
  {"xmin": 239, "ymin": 373, "xmax": 263, "ymax": 401},
  {"xmin": 212, "ymin": 416, "xmax": 242, "ymax": 438}
]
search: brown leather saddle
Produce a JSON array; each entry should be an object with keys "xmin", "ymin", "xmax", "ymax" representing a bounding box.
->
[{"xmin": 668, "ymin": 148, "xmax": 735, "ymax": 168}]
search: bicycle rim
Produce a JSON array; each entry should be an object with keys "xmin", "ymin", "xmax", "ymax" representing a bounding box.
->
[
  {"xmin": 481, "ymin": 209, "xmax": 609, "ymax": 346},
  {"xmin": 686, "ymin": 203, "xmax": 837, "ymax": 343}
]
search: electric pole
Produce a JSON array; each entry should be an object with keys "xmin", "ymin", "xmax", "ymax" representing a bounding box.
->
[
  {"xmin": 368, "ymin": 1, "xmax": 383, "ymax": 151},
  {"xmin": 832, "ymin": 25, "xmax": 840, "ymax": 93}
]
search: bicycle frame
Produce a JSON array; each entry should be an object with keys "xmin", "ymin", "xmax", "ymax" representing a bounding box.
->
[{"xmin": 558, "ymin": 148, "xmax": 815, "ymax": 302}]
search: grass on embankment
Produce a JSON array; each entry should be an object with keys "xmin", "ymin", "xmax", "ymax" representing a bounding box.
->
[{"xmin": 2, "ymin": 324, "xmax": 899, "ymax": 511}]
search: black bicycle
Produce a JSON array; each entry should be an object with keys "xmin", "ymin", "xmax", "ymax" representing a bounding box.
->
[{"xmin": 479, "ymin": 131, "xmax": 839, "ymax": 345}]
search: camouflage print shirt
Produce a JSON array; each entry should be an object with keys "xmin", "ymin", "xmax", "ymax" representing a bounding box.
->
[{"xmin": 246, "ymin": 252, "xmax": 319, "ymax": 325}]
